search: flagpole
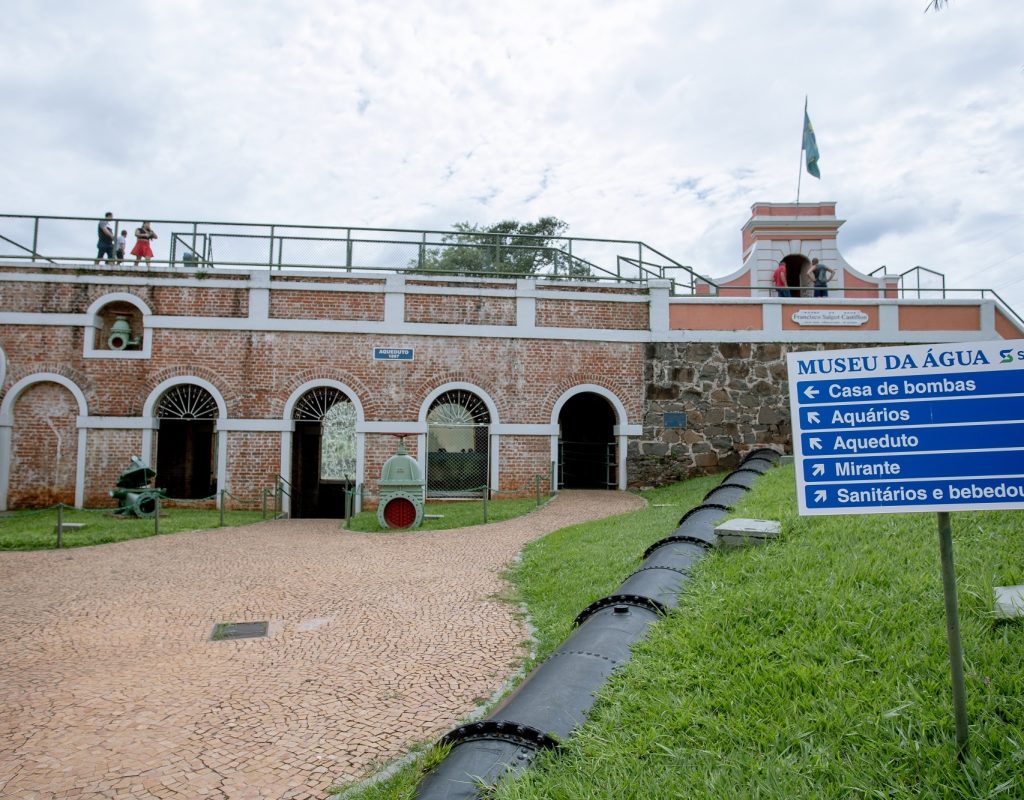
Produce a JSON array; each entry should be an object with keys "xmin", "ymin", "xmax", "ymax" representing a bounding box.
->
[{"xmin": 796, "ymin": 96, "xmax": 807, "ymax": 212}]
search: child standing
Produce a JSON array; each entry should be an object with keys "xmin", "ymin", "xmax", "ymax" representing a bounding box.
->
[{"xmin": 116, "ymin": 230, "xmax": 127, "ymax": 263}]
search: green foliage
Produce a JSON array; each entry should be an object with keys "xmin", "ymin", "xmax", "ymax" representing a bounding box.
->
[{"xmin": 413, "ymin": 217, "xmax": 590, "ymax": 278}]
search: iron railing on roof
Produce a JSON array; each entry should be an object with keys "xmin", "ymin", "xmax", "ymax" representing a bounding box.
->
[{"xmin": 0, "ymin": 213, "xmax": 711, "ymax": 293}]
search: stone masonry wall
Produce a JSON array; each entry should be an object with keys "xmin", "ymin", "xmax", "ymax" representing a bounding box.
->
[{"xmin": 630, "ymin": 341, "xmax": 895, "ymax": 487}]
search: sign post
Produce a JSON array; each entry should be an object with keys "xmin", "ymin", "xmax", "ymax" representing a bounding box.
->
[{"xmin": 787, "ymin": 339, "xmax": 1024, "ymax": 756}]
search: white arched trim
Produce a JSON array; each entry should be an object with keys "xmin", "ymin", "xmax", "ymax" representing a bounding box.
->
[
  {"xmin": 418, "ymin": 382, "xmax": 502, "ymax": 492},
  {"xmin": 0, "ymin": 372, "xmax": 89, "ymax": 419},
  {"xmin": 85, "ymin": 292, "xmax": 154, "ymax": 318},
  {"xmin": 0, "ymin": 372, "xmax": 90, "ymax": 510},
  {"xmin": 83, "ymin": 293, "xmax": 154, "ymax": 360},
  {"xmin": 550, "ymin": 384, "xmax": 632, "ymax": 491},
  {"xmin": 282, "ymin": 379, "xmax": 367, "ymax": 423},
  {"xmin": 418, "ymin": 382, "xmax": 501, "ymax": 424},
  {"xmin": 550, "ymin": 383, "xmax": 627, "ymax": 427},
  {"xmin": 142, "ymin": 376, "xmax": 228, "ymax": 419},
  {"xmin": 0, "ymin": 345, "xmax": 6, "ymax": 391},
  {"xmin": 142, "ymin": 376, "xmax": 228, "ymax": 504},
  {"xmin": 280, "ymin": 380, "xmax": 367, "ymax": 516}
]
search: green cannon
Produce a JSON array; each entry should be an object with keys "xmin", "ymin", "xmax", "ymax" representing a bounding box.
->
[{"xmin": 110, "ymin": 456, "xmax": 165, "ymax": 517}]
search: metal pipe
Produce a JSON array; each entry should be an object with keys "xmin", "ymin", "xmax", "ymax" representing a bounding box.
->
[{"xmin": 415, "ymin": 448, "xmax": 780, "ymax": 798}]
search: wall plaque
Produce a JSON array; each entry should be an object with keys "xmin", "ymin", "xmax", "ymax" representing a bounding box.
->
[{"xmin": 791, "ymin": 309, "xmax": 869, "ymax": 327}]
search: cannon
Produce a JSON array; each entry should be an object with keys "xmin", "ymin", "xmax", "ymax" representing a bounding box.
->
[{"xmin": 110, "ymin": 456, "xmax": 165, "ymax": 518}]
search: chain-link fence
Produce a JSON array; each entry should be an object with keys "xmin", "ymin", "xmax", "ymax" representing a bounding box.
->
[{"xmin": 426, "ymin": 423, "xmax": 489, "ymax": 498}]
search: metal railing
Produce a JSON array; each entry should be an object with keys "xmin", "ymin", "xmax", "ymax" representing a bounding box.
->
[{"xmin": 0, "ymin": 212, "xmax": 711, "ymax": 291}]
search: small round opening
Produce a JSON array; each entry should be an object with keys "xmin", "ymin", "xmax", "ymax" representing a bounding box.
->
[{"xmin": 383, "ymin": 497, "xmax": 416, "ymax": 528}]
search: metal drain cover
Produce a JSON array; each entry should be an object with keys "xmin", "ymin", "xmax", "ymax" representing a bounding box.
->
[{"xmin": 211, "ymin": 621, "xmax": 268, "ymax": 640}]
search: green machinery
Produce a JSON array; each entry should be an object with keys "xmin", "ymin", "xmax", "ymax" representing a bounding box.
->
[
  {"xmin": 377, "ymin": 436, "xmax": 425, "ymax": 529},
  {"xmin": 110, "ymin": 456, "xmax": 165, "ymax": 517}
]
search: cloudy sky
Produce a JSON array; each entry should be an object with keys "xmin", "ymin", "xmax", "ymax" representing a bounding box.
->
[{"xmin": 3, "ymin": 0, "xmax": 1023, "ymax": 309}]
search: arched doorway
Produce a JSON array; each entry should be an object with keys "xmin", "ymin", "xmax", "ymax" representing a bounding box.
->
[
  {"xmin": 290, "ymin": 386, "xmax": 356, "ymax": 518},
  {"xmin": 155, "ymin": 384, "xmax": 218, "ymax": 499},
  {"xmin": 558, "ymin": 392, "xmax": 616, "ymax": 489},
  {"xmin": 781, "ymin": 253, "xmax": 811, "ymax": 295},
  {"xmin": 426, "ymin": 389, "xmax": 490, "ymax": 497}
]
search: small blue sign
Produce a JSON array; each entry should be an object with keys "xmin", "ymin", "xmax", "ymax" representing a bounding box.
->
[
  {"xmin": 374, "ymin": 347, "xmax": 414, "ymax": 361},
  {"xmin": 664, "ymin": 412, "xmax": 687, "ymax": 429},
  {"xmin": 787, "ymin": 340, "xmax": 1024, "ymax": 516}
]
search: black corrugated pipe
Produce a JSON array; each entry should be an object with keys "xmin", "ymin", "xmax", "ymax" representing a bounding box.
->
[{"xmin": 414, "ymin": 448, "xmax": 781, "ymax": 799}]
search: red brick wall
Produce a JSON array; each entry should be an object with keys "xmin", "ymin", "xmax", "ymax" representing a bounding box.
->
[
  {"xmin": 225, "ymin": 431, "xmax": 280, "ymax": 506},
  {"xmin": 84, "ymin": 428, "xmax": 143, "ymax": 507},
  {"xmin": 536, "ymin": 299, "xmax": 648, "ymax": 329},
  {"xmin": 269, "ymin": 291, "xmax": 385, "ymax": 320},
  {"xmin": 8, "ymin": 382, "xmax": 79, "ymax": 508},
  {"xmin": 404, "ymin": 294, "xmax": 516, "ymax": 326},
  {"xmin": 496, "ymin": 435, "xmax": 554, "ymax": 497},
  {"xmin": 148, "ymin": 286, "xmax": 248, "ymax": 317},
  {"xmin": 1, "ymin": 272, "xmax": 650, "ymax": 507}
]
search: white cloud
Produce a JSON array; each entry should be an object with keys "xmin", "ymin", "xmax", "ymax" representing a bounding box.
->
[{"xmin": 2, "ymin": 0, "xmax": 1023, "ymax": 308}]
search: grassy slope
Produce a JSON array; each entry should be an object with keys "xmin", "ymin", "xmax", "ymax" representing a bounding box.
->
[
  {"xmin": 497, "ymin": 466, "xmax": 1024, "ymax": 800},
  {"xmin": 335, "ymin": 468, "xmax": 1024, "ymax": 798}
]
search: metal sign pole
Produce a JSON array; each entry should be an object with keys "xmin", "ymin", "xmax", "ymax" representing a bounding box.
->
[{"xmin": 936, "ymin": 511, "xmax": 969, "ymax": 756}]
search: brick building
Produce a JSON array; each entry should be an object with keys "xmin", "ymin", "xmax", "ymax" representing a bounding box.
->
[{"xmin": 1, "ymin": 202, "xmax": 1021, "ymax": 515}]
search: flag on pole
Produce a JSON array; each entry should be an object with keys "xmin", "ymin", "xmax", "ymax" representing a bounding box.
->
[{"xmin": 802, "ymin": 100, "xmax": 820, "ymax": 178}]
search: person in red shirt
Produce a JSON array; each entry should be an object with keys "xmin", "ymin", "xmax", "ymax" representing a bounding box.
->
[{"xmin": 773, "ymin": 261, "xmax": 791, "ymax": 297}]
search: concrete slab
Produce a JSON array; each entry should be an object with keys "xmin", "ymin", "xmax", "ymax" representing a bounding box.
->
[
  {"xmin": 994, "ymin": 585, "xmax": 1024, "ymax": 620},
  {"xmin": 715, "ymin": 517, "xmax": 781, "ymax": 548}
]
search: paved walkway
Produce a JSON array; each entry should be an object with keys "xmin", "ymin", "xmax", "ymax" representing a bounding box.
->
[{"xmin": 0, "ymin": 490, "xmax": 644, "ymax": 800}]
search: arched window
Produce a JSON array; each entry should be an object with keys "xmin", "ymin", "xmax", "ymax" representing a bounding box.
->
[{"xmin": 426, "ymin": 389, "xmax": 490, "ymax": 497}]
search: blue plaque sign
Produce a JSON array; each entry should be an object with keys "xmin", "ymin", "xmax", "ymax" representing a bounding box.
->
[
  {"xmin": 787, "ymin": 339, "xmax": 1024, "ymax": 516},
  {"xmin": 374, "ymin": 347, "xmax": 414, "ymax": 361}
]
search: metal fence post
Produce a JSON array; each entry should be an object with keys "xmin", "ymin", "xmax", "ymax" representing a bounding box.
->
[
  {"xmin": 261, "ymin": 488, "xmax": 268, "ymax": 520},
  {"xmin": 56, "ymin": 503, "xmax": 63, "ymax": 549},
  {"xmin": 154, "ymin": 496, "xmax": 161, "ymax": 536},
  {"xmin": 219, "ymin": 490, "xmax": 226, "ymax": 527},
  {"xmin": 483, "ymin": 486, "xmax": 489, "ymax": 524},
  {"xmin": 268, "ymin": 225, "xmax": 276, "ymax": 268},
  {"xmin": 32, "ymin": 217, "xmax": 40, "ymax": 262},
  {"xmin": 535, "ymin": 475, "xmax": 541, "ymax": 507}
]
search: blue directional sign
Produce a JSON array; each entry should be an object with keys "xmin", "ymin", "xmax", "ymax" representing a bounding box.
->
[{"xmin": 787, "ymin": 340, "xmax": 1024, "ymax": 515}]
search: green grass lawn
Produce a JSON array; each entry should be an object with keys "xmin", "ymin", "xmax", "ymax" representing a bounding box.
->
[
  {"xmin": 345, "ymin": 496, "xmax": 547, "ymax": 533},
  {"xmin": 334, "ymin": 467, "xmax": 1024, "ymax": 799},
  {"xmin": 0, "ymin": 506, "xmax": 267, "ymax": 550}
]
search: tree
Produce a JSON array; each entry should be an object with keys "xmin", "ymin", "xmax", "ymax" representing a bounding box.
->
[
  {"xmin": 925, "ymin": 0, "xmax": 949, "ymax": 10},
  {"xmin": 413, "ymin": 217, "xmax": 590, "ymax": 278}
]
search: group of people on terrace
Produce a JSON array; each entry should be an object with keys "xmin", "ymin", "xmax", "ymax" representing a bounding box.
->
[
  {"xmin": 95, "ymin": 212, "xmax": 158, "ymax": 267},
  {"xmin": 773, "ymin": 257, "xmax": 835, "ymax": 298}
]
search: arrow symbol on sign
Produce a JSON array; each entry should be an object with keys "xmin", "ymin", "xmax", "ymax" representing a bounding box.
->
[
  {"xmin": 807, "ymin": 411, "xmax": 820, "ymax": 424},
  {"xmin": 809, "ymin": 437, "xmax": 822, "ymax": 450},
  {"xmin": 812, "ymin": 463, "xmax": 825, "ymax": 477},
  {"xmin": 804, "ymin": 386, "xmax": 819, "ymax": 399},
  {"xmin": 814, "ymin": 489, "xmax": 827, "ymax": 503}
]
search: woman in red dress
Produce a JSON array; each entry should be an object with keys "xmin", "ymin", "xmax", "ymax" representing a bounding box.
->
[{"xmin": 131, "ymin": 222, "xmax": 158, "ymax": 266}]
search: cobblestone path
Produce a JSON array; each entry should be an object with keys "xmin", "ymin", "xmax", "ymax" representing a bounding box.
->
[{"xmin": 0, "ymin": 490, "xmax": 643, "ymax": 799}]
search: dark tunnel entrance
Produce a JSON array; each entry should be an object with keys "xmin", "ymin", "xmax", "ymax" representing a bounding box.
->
[{"xmin": 558, "ymin": 393, "xmax": 616, "ymax": 489}]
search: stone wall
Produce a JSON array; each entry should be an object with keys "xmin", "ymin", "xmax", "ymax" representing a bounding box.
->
[
  {"xmin": 630, "ymin": 342, "xmax": 792, "ymax": 487},
  {"xmin": 630, "ymin": 341, "xmax": 907, "ymax": 487}
]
